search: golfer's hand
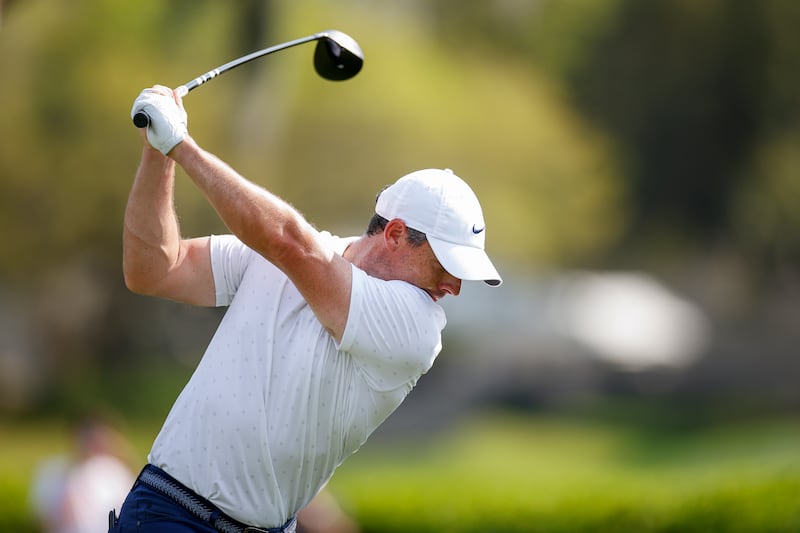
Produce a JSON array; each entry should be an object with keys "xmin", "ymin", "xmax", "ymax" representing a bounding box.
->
[{"xmin": 131, "ymin": 86, "xmax": 188, "ymax": 155}]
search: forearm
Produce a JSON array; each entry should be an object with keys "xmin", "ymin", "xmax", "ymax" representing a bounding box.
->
[
  {"xmin": 123, "ymin": 145, "xmax": 183, "ymax": 293},
  {"xmin": 170, "ymin": 137, "xmax": 317, "ymax": 265}
]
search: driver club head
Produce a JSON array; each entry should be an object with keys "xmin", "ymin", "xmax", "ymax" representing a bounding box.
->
[{"xmin": 313, "ymin": 29, "xmax": 364, "ymax": 81}]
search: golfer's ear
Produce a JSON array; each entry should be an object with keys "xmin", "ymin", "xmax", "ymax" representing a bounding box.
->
[{"xmin": 383, "ymin": 219, "xmax": 407, "ymax": 250}]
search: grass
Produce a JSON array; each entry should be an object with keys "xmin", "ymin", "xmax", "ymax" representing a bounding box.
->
[
  {"xmin": 327, "ymin": 411, "xmax": 800, "ymax": 532},
  {"xmin": 2, "ymin": 410, "xmax": 800, "ymax": 531}
]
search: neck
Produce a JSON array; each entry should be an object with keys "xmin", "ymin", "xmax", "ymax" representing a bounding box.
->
[{"xmin": 343, "ymin": 234, "xmax": 391, "ymax": 281}]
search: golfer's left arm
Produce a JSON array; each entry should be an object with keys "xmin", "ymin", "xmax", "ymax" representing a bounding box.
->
[{"xmin": 170, "ymin": 137, "xmax": 352, "ymax": 342}]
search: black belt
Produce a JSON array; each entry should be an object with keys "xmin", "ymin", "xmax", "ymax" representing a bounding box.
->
[{"xmin": 137, "ymin": 464, "xmax": 296, "ymax": 533}]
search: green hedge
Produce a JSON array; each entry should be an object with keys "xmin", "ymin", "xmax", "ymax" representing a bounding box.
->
[
  {"xmin": 329, "ymin": 413, "xmax": 800, "ymax": 532},
  {"xmin": 339, "ymin": 477, "xmax": 800, "ymax": 533}
]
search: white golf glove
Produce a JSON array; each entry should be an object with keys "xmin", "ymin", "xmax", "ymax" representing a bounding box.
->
[{"xmin": 130, "ymin": 88, "xmax": 188, "ymax": 155}]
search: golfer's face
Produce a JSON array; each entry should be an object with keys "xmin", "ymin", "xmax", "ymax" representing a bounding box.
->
[{"xmin": 403, "ymin": 239, "xmax": 461, "ymax": 301}]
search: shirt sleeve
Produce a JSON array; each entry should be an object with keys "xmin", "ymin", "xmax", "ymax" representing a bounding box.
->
[
  {"xmin": 210, "ymin": 234, "xmax": 257, "ymax": 307},
  {"xmin": 338, "ymin": 266, "xmax": 447, "ymax": 392}
]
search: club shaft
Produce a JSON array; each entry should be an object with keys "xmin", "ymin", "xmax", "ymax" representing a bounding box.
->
[{"xmin": 133, "ymin": 32, "xmax": 324, "ymax": 128}]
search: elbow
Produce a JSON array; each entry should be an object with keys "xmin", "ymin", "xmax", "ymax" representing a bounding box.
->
[
  {"xmin": 122, "ymin": 234, "xmax": 161, "ymax": 296},
  {"xmin": 122, "ymin": 236, "xmax": 175, "ymax": 297},
  {"xmin": 122, "ymin": 262, "xmax": 159, "ymax": 296},
  {"xmin": 239, "ymin": 213, "xmax": 309, "ymax": 268},
  {"xmin": 123, "ymin": 268, "xmax": 148, "ymax": 296}
]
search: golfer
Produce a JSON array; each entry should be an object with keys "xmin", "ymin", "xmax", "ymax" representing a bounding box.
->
[{"xmin": 112, "ymin": 86, "xmax": 501, "ymax": 533}]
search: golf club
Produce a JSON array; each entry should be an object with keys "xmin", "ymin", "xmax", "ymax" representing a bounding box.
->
[{"xmin": 132, "ymin": 29, "xmax": 363, "ymax": 128}]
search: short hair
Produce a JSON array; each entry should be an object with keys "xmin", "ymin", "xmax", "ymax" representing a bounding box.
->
[{"xmin": 366, "ymin": 213, "xmax": 427, "ymax": 247}]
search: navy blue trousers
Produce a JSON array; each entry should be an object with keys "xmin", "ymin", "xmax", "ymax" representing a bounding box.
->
[{"xmin": 109, "ymin": 482, "xmax": 219, "ymax": 532}]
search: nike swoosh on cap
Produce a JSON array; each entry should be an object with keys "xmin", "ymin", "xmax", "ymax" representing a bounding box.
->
[{"xmin": 472, "ymin": 224, "xmax": 485, "ymax": 234}]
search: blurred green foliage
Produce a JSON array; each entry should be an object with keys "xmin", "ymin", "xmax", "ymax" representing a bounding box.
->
[
  {"xmin": 0, "ymin": 0, "xmax": 626, "ymax": 283},
  {"xmin": 2, "ymin": 0, "xmax": 798, "ymax": 284}
]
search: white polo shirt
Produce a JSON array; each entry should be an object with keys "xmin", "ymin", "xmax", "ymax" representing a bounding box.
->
[{"xmin": 148, "ymin": 232, "xmax": 446, "ymax": 527}]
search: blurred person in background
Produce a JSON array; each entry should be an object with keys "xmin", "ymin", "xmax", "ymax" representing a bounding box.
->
[
  {"xmin": 30, "ymin": 415, "xmax": 136, "ymax": 533},
  {"xmin": 297, "ymin": 488, "xmax": 360, "ymax": 533}
]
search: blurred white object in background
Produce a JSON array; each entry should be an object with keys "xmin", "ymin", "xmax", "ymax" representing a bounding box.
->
[{"xmin": 553, "ymin": 272, "xmax": 711, "ymax": 370}]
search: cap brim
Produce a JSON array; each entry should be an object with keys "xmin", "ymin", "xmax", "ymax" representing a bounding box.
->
[{"xmin": 428, "ymin": 237, "xmax": 502, "ymax": 287}]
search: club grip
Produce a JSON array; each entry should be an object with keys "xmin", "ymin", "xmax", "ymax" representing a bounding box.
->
[{"xmin": 132, "ymin": 111, "xmax": 150, "ymax": 128}]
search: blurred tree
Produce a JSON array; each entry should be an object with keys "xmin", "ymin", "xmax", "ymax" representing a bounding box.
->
[
  {"xmin": 0, "ymin": 0, "xmax": 236, "ymax": 413},
  {"xmin": 731, "ymin": 0, "xmax": 800, "ymax": 271},
  {"xmin": 430, "ymin": 0, "xmax": 800, "ymax": 267},
  {"xmin": 567, "ymin": 0, "xmax": 767, "ymax": 242}
]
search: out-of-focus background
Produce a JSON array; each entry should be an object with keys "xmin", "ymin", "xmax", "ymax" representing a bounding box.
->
[{"xmin": 2, "ymin": 0, "xmax": 800, "ymax": 531}]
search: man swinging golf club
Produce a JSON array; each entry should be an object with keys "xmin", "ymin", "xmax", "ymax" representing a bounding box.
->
[{"xmin": 114, "ymin": 81, "xmax": 501, "ymax": 532}]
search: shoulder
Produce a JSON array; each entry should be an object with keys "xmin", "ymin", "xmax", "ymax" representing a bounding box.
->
[
  {"xmin": 342, "ymin": 267, "xmax": 446, "ymax": 360},
  {"xmin": 353, "ymin": 266, "xmax": 445, "ymax": 316},
  {"xmin": 338, "ymin": 268, "xmax": 446, "ymax": 391}
]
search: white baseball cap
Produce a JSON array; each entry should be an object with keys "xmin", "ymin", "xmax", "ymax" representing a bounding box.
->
[{"xmin": 375, "ymin": 168, "xmax": 502, "ymax": 286}]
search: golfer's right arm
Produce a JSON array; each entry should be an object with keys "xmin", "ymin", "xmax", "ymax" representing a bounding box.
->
[{"xmin": 123, "ymin": 141, "xmax": 215, "ymax": 307}]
